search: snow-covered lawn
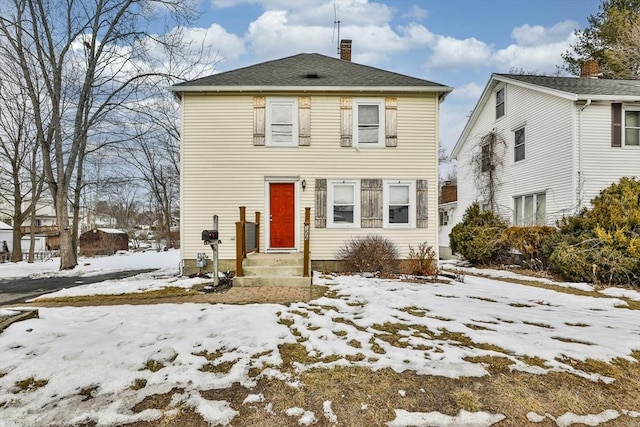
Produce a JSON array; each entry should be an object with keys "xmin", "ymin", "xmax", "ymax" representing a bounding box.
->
[{"xmin": 0, "ymin": 252, "xmax": 639, "ymax": 426}]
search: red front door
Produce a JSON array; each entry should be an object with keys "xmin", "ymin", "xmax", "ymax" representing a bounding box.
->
[{"xmin": 269, "ymin": 183, "xmax": 295, "ymax": 249}]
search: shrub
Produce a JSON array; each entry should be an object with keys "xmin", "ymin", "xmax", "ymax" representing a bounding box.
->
[
  {"xmin": 406, "ymin": 242, "xmax": 439, "ymax": 276},
  {"xmin": 500, "ymin": 226, "xmax": 556, "ymax": 270},
  {"xmin": 449, "ymin": 202, "xmax": 509, "ymax": 265},
  {"xmin": 546, "ymin": 177, "xmax": 640, "ymax": 286},
  {"xmin": 337, "ymin": 235, "xmax": 398, "ymax": 273}
]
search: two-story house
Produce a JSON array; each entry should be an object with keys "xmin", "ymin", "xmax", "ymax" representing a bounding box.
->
[
  {"xmin": 449, "ymin": 61, "xmax": 640, "ymax": 242},
  {"xmin": 171, "ymin": 41, "xmax": 452, "ymax": 283}
]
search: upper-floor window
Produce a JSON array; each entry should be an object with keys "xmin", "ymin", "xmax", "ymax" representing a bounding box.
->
[
  {"xmin": 514, "ymin": 192, "xmax": 546, "ymax": 226},
  {"xmin": 625, "ymin": 109, "xmax": 640, "ymax": 146},
  {"xmin": 266, "ymin": 98, "xmax": 298, "ymax": 146},
  {"xmin": 384, "ymin": 181, "xmax": 414, "ymax": 227},
  {"xmin": 439, "ymin": 210, "xmax": 449, "ymax": 226},
  {"xmin": 481, "ymin": 143, "xmax": 490, "ymax": 172},
  {"xmin": 328, "ymin": 180, "xmax": 359, "ymax": 227},
  {"xmin": 514, "ymin": 127, "xmax": 525, "ymax": 162},
  {"xmin": 354, "ymin": 99, "xmax": 384, "ymax": 147},
  {"xmin": 496, "ymin": 87, "xmax": 505, "ymax": 119}
]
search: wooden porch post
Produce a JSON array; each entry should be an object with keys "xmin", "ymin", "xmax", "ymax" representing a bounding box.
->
[
  {"xmin": 255, "ymin": 211, "xmax": 261, "ymax": 253},
  {"xmin": 235, "ymin": 221, "xmax": 243, "ymax": 277}
]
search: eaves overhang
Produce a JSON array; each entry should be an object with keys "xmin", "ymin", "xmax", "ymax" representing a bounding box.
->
[{"xmin": 169, "ymin": 85, "xmax": 453, "ymax": 98}]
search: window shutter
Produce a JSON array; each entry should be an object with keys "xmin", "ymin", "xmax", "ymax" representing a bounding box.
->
[
  {"xmin": 340, "ymin": 97, "xmax": 352, "ymax": 147},
  {"xmin": 416, "ymin": 179, "xmax": 429, "ymax": 228},
  {"xmin": 612, "ymin": 103, "xmax": 622, "ymax": 147},
  {"xmin": 299, "ymin": 96, "xmax": 311, "ymax": 146},
  {"xmin": 360, "ymin": 179, "xmax": 383, "ymax": 228},
  {"xmin": 385, "ymin": 97, "xmax": 397, "ymax": 147},
  {"xmin": 253, "ymin": 96, "xmax": 265, "ymax": 146},
  {"xmin": 315, "ymin": 179, "xmax": 327, "ymax": 228}
]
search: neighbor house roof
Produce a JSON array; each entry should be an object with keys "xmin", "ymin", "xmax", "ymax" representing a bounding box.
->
[
  {"xmin": 451, "ymin": 73, "xmax": 640, "ymax": 158},
  {"xmin": 495, "ymin": 74, "xmax": 640, "ymax": 98},
  {"xmin": 171, "ymin": 53, "xmax": 452, "ymax": 97}
]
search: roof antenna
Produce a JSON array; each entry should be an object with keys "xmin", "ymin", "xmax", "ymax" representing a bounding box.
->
[{"xmin": 332, "ymin": 2, "xmax": 341, "ymax": 56}]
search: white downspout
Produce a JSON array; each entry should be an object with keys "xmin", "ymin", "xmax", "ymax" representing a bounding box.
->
[{"xmin": 577, "ymin": 99, "xmax": 591, "ymax": 211}]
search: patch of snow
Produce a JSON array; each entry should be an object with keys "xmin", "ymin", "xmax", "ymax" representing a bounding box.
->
[
  {"xmin": 323, "ymin": 400, "xmax": 337, "ymax": 423},
  {"xmin": 286, "ymin": 407, "xmax": 317, "ymax": 426},
  {"xmin": 599, "ymin": 287, "xmax": 640, "ymax": 301},
  {"xmin": 555, "ymin": 409, "xmax": 620, "ymax": 426},
  {"xmin": 242, "ymin": 393, "xmax": 264, "ymax": 405},
  {"xmin": 526, "ymin": 412, "xmax": 546, "ymax": 422},
  {"xmin": 398, "ymin": 389, "xmax": 406, "ymax": 397},
  {"xmin": 386, "ymin": 409, "xmax": 505, "ymax": 426},
  {"xmin": 285, "ymin": 407, "xmax": 306, "ymax": 417},
  {"xmin": 186, "ymin": 393, "xmax": 238, "ymax": 426},
  {"xmin": 0, "ymin": 308, "xmax": 20, "ymax": 316}
]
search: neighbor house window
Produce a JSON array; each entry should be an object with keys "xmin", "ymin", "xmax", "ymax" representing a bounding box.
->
[
  {"xmin": 266, "ymin": 98, "xmax": 298, "ymax": 146},
  {"xmin": 439, "ymin": 210, "xmax": 449, "ymax": 226},
  {"xmin": 513, "ymin": 192, "xmax": 546, "ymax": 226},
  {"xmin": 496, "ymin": 87, "xmax": 505, "ymax": 119},
  {"xmin": 384, "ymin": 181, "xmax": 414, "ymax": 227},
  {"xmin": 514, "ymin": 127, "xmax": 525, "ymax": 162},
  {"xmin": 329, "ymin": 180, "xmax": 359, "ymax": 227},
  {"xmin": 353, "ymin": 99, "xmax": 384, "ymax": 147},
  {"xmin": 625, "ymin": 109, "xmax": 640, "ymax": 146}
]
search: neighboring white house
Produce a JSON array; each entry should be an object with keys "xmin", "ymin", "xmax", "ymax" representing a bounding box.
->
[
  {"xmin": 171, "ymin": 41, "xmax": 452, "ymax": 274},
  {"xmin": 449, "ymin": 64, "xmax": 640, "ymax": 247}
]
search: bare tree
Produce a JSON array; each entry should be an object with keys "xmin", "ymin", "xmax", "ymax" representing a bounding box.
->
[
  {"xmin": 609, "ymin": 21, "xmax": 640, "ymax": 79},
  {"xmin": 0, "ymin": 69, "xmax": 45, "ymax": 262},
  {"xmin": 0, "ymin": 0, "xmax": 202, "ymax": 269}
]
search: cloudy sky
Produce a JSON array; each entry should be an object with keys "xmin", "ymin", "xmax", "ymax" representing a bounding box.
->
[{"xmin": 181, "ymin": 0, "xmax": 601, "ymax": 155}]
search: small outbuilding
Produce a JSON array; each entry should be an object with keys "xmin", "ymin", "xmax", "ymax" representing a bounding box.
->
[{"xmin": 79, "ymin": 228, "xmax": 129, "ymax": 256}]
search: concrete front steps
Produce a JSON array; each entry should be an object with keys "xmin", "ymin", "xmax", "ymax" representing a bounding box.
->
[{"xmin": 233, "ymin": 253, "xmax": 311, "ymax": 287}]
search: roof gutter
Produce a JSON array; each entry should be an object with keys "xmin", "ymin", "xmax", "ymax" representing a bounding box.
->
[{"xmin": 169, "ymin": 85, "xmax": 453, "ymax": 96}]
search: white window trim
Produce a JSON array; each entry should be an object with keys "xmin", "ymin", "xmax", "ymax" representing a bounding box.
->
[
  {"xmin": 266, "ymin": 97, "xmax": 298, "ymax": 147},
  {"xmin": 328, "ymin": 180, "xmax": 360, "ymax": 228},
  {"xmin": 513, "ymin": 192, "xmax": 546, "ymax": 226},
  {"xmin": 383, "ymin": 180, "xmax": 415, "ymax": 228},
  {"xmin": 496, "ymin": 86, "xmax": 505, "ymax": 120},
  {"xmin": 353, "ymin": 98, "xmax": 385, "ymax": 148},
  {"xmin": 623, "ymin": 106, "xmax": 640, "ymax": 147},
  {"xmin": 514, "ymin": 126, "xmax": 525, "ymax": 162}
]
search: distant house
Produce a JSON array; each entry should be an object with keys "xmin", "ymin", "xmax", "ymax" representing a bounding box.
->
[
  {"xmin": 449, "ymin": 61, "xmax": 640, "ymax": 246},
  {"xmin": 79, "ymin": 228, "xmax": 128, "ymax": 256},
  {"xmin": 171, "ymin": 40, "xmax": 452, "ymax": 280},
  {"xmin": 438, "ymin": 181, "xmax": 458, "ymax": 259}
]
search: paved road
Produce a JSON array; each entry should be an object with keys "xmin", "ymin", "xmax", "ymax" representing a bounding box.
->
[{"xmin": 0, "ymin": 269, "xmax": 157, "ymax": 305}]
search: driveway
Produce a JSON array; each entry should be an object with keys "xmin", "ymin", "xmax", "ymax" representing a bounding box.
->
[{"xmin": 0, "ymin": 269, "xmax": 157, "ymax": 305}]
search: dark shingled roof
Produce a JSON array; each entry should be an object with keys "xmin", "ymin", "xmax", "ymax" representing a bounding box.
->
[
  {"xmin": 173, "ymin": 53, "xmax": 450, "ymax": 90},
  {"xmin": 496, "ymin": 73, "xmax": 640, "ymax": 97}
]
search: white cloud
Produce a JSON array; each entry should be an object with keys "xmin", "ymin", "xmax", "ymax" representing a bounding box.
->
[
  {"xmin": 427, "ymin": 36, "xmax": 493, "ymax": 70},
  {"xmin": 451, "ymin": 82, "xmax": 485, "ymax": 100},
  {"xmin": 511, "ymin": 20, "xmax": 578, "ymax": 46},
  {"xmin": 402, "ymin": 4, "xmax": 428, "ymax": 20}
]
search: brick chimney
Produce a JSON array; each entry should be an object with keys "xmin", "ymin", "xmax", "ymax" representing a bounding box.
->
[
  {"xmin": 340, "ymin": 39, "xmax": 352, "ymax": 61},
  {"xmin": 580, "ymin": 59, "xmax": 599, "ymax": 78},
  {"xmin": 440, "ymin": 181, "xmax": 457, "ymax": 204}
]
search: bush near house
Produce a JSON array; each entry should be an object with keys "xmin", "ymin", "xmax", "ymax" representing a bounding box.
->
[
  {"xmin": 450, "ymin": 179, "xmax": 640, "ymax": 287},
  {"xmin": 500, "ymin": 226, "xmax": 556, "ymax": 271},
  {"xmin": 449, "ymin": 202, "xmax": 509, "ymax": 265},
  {"xmin": 337, "ymin": 235, "xmax": 398, "ymax": 273},
  {"xmin": 545, "ymin": 177, "xmax": 640, "ymax": 287}
]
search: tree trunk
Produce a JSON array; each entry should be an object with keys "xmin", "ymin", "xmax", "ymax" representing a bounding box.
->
[
  {"xmin": 56, "ymin": 192, "xmax": 77, "ymax": 269},
  {"xmin": 11, "ymin": 222, "xmax": 22, "ymax": 263}
]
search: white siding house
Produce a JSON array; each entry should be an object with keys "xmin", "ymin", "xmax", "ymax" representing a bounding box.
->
[
  {"xmin": 171, "ymin": 45, "xmax": 452, "ymax": 274},
  {"xmin": 449, "ymin": 70, "xmax": 640, "ymax": 251}
]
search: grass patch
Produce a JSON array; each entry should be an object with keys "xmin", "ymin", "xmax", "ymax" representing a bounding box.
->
[
  {"xmin": 453, "ymin": 389, "xmax": 482, "ymax": 411},
  {"xmin": 464, "ymin": 355, "xmax": 514, "ymax": 375},
  {"xmin": 347, "ymin": 339, "xmax": 362, "ymax": 349},
  {"xmin": 465, "ymin": 323, "xmax": 493, "ymax": 331},
  {"xmin": 468, "ymin": 296, "xmax": 498, "ymax": 303},
  {"xmin": 551, "ymin": 337, "xmax": 594, "ymax": 346},
  {"xmin": 194, "ymin": 349, "xmax": 223, "ymax": 361},
  {"xmin": 334, "ymin": 330, "xmax": 348, "ymax": 337},
  {"xmin": 34, "ymin": 286, "xmax": 193, "ymax": 304},
  {"xmin": 79, "ymin": 385, "xmax": 99, "ymax": 401},
  {"xmin": 565, "ymin": 322, "xmax": 590, "ymax": 327},
  {"xmin": 401, "ymin": 307, "xmax": 429, "ymax": 317},
  {"xmin": 15, "ymin": 377, "xmax": 48, "ymax": 392},
  {"xmin": 509, "ymin": 303, "xmax": 534, "ymax": 308},
  {"xmin": 130, "ymin": 378, "xmax": 147, "ymax": 390},
  {"xmin": 200, "ymin": 359, "xmax": 237, "ymax": 374},
  {"xmin": 523, "ymin": 321, "xmax": 553, "ymax": 329},
  {"xmin": 143, "ymin": 360, "xmax": 165, "ymax": 372}
]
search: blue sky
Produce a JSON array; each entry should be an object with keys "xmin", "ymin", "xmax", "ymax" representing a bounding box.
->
[{"xmin": 181, "ymin": 0, "xmax": 602, "ymax": 154}]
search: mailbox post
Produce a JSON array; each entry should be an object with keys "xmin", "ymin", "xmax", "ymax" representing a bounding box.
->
[{"xmin": 201, "ymin": 215, "xmax": 220, "ymax": 286}]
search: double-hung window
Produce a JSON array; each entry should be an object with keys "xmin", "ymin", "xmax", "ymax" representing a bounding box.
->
[
  {"xmin": 266, "ymin": 98, "xmax": 298, "ymax": 146},
  {"xmin": 329, "ymin": 181, "xmax": 359, "ymax": 227},
  {"xmin": 513, "ymin": 192, "xmax": 546, "ymax": 226},
  {"xmin": 514, "ymin": 127, "xmax": 525, "ymax": 162},
  {"xmin": 496, "ymin": 87, "xmax": 505, "ymax": 119},
  {"xmin": 354, "ymin": 99, "xmax": 384, "ymax": 147},
  {"xmin": 625, "ymin": 109, "xmax": 640, "ymax": 146},
  {"xmin": 384, "ymin": 181, "xmax": 414, "ymax": 227}
]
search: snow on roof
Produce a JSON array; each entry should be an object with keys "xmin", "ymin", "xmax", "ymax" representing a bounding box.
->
[
  {"xmin": 96, "ymin": 228, "xmax": 127, "ymax": 235},
  {"xmin": 0, "ymin": 221, "xmax": 11, "ymax": 230}
]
